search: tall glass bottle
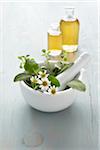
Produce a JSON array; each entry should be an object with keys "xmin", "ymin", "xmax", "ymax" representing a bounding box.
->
[
  {"xmin": 48, "ymin": 23, "xmax": 62, "ymax": 60},
  {"xmin": 60, "ymin": 7, "xmax": 79, "ymax": 62}
]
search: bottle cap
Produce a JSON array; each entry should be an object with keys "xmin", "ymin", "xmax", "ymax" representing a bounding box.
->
[
  {"xmin": 48, "ymin": 23, "xmax": 61, "ymax": 35},
  {"xmin": 63, "ymin": 7, "xmax": 76, "ymax": 21},
  {"xmin": 50, "ymin": 23, "xmax": 59, "ymax": 31}
]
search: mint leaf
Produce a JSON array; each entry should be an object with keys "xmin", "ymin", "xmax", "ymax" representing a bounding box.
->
[
  {"xmin": 18, "ymin": 55, "xmax": 30, "ymax": 68},
  {"xmin": 48, "ymin": 75, "xmax": 60, "ymax": 87},
  {"xmin": 67, "ymin": 79, "xmax": 86, "ymax": 92},
  {"xmin": 14, "ymin": 73, "xmax": 31, "ymax": 82},
  {"xmin": 24, "ymin": 59, "xmax": 40, "ymax": 74}
]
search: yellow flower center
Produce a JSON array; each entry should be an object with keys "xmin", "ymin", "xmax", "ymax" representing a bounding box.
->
[
  {"xmin": 41, "ymin": 73, "xmax": 46, "ymax": 78},
  {"xmin": 32, "ymin": 79, "xmax": 37, "ymax": 83},
  {"xmin": 51, "ymin": 89, "xmax": 56, "ymax": 95},
  {"xmin": 42, "ymin": 81, "xmax": 48, "ymax": 86}
]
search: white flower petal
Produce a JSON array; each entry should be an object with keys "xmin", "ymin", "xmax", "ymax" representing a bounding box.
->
[
  {"xmin": 48, "ymin": 85, "xmax": 57, "ymax": 95},
  {"xmin": 38, "ymin": 70, "xmax": 49, "ymax": 79},
  {"xmin": 39, "ymin": 71, "xmax": 42, "ymax": 75},
  {"xmin": 30, "ymin": 76, "xmax": 40, "ymax": 84},
  {"xmin": 44, "ymin": 70, "xmax": 47, "ymax": 74},
  {"xmin": 38, "ymin": 79, "xmax": 42, "ymax": 84},
  {"xmin": 38, "ymin": 75, "xmax": 41, "ymax": 79},
  {"xmin": 40, "ymin": 85, "xmax": 49, "ymax": 91},
  {"xmin": 39, "ymin": 77, "xmax": 50, "ymax": 91}
]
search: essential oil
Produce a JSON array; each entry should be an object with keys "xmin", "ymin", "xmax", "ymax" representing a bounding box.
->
[
  {"xmin": 60, "ymin": 7, "xmax": 79, "ymax": 62},
  {"xmin": 48, "ymin": 23, "xmax": 62, "ymax": 60}
]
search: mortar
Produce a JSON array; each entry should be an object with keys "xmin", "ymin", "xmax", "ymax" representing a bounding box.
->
[{"xmin": 20, "ymin": 67, "xmax": 85, "ymax": 112}]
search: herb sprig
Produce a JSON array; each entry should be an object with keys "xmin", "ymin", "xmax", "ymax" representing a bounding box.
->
[{"xmin": 14, "ymin": 49, "xmax": 86, "ymax": 94}]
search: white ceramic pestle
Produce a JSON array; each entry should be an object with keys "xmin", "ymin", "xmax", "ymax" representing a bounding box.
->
[{"xmin": 57, "ymin": 52, "xmax": 90, "ymax": 91}]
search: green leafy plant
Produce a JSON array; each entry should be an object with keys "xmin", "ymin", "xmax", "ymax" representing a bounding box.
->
[
  {"xmin": 14, "ymin": 49, "xmax": 86, "ymax": 94},
  {"xmin": 42, "ymin": 49, "xmax": 50, "ymax": 61},
  {"xmin": 14, "ymin": 73, "xmax": 31, "ymax": 82},
  {"xmin": 67, "ymin": 79, "xmax": 86, "ymax": 92},
  {"xmin": 60, "ymin": 50, "xmax": 68, "ymax": 61},
  {"xmin": 48, "ymin": 75, "xmax": 60, "ymax": 87}
]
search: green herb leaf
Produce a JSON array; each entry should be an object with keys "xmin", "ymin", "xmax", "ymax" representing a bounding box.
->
[
  {"xmin": 48, "ymin": 75, "xmax": 60, "ymax": 87},
  {"xmin": 18, "ymin": 55, "xmax": 30, "ymax": 68},
  {"xmin": 67, "ymin": 79, "xmax": 86, "ymax": 92},
  {"xmin": 14, "ymin": 73, "xmax": 31, "ymax": 82},
  {"xmin": 41, "ymin": 49, "xmax": 50, "ymax": 60},
  {"xmin": 24, "ymin": 59, "xmax": 40, "ymax": 74},
  {"xmin": 31, "ymin": 83, "xmax": 39, "ymax": 90},
  {"xmin": 42, "ymin": 49, "xmax": 46, "ymax": 53},
  {"xmin": 60, "ymin": 50, "xmax": 68, "ymax": 61},
  {"xmin": 52, "ymin": 67, "xmax": 60, "ymax": 76}
]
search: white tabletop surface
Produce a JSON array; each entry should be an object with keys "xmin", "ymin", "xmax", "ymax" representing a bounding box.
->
[{"xmin": 0, "ymin": 1, "xmax": 99, "ymax": 150}]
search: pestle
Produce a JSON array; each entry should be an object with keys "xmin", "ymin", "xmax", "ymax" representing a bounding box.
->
[{"xmin": 57, "ymin": 52, "xmax": 90, "ymax": 91}]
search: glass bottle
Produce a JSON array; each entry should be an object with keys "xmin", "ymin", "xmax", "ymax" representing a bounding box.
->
[
  {"xmin": 48, "ymin": 23, "xmax": 62, "ymax": 60},
  {"xmin": 60, "ymin": 7, "xmax": 79, "ymax": 62}
]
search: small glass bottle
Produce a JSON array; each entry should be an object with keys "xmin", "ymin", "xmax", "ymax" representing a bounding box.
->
[
  {"xmin": 60, "ymin": 7, "xmax": 79, "ymax": 62},
  {"xmin": 48, "ymin": 23, "xmax": 62, "ymax": 60}
]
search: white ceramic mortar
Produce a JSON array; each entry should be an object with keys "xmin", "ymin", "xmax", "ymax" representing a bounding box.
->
[{"xmin": 20, "ymin": 68, "xmax": 85, "ymax": 112}]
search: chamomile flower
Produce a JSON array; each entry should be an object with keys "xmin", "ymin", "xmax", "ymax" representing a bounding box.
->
[
  {"xmin": 48, "ymin": 85, "xmax": 57, "ymax": 95},
  {"xmin": 30, "ymin": 76, "xmax": 39, "ymax": 84},
  {"xmin": 38, "ymin": 70, "xmax": 49, "ymax": 79},
  {"xmin": 39, "ymin": 78, "xmax": 50, "ymax": 91}
]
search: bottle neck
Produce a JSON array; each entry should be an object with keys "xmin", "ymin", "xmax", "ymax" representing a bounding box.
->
[
  {"xmin": 48, "ymin": 23, "xmax": 61, "ymax": 35},
  {"xmin": 63, "ymin": 8, "xmax": 76, "ymax": 21}
]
